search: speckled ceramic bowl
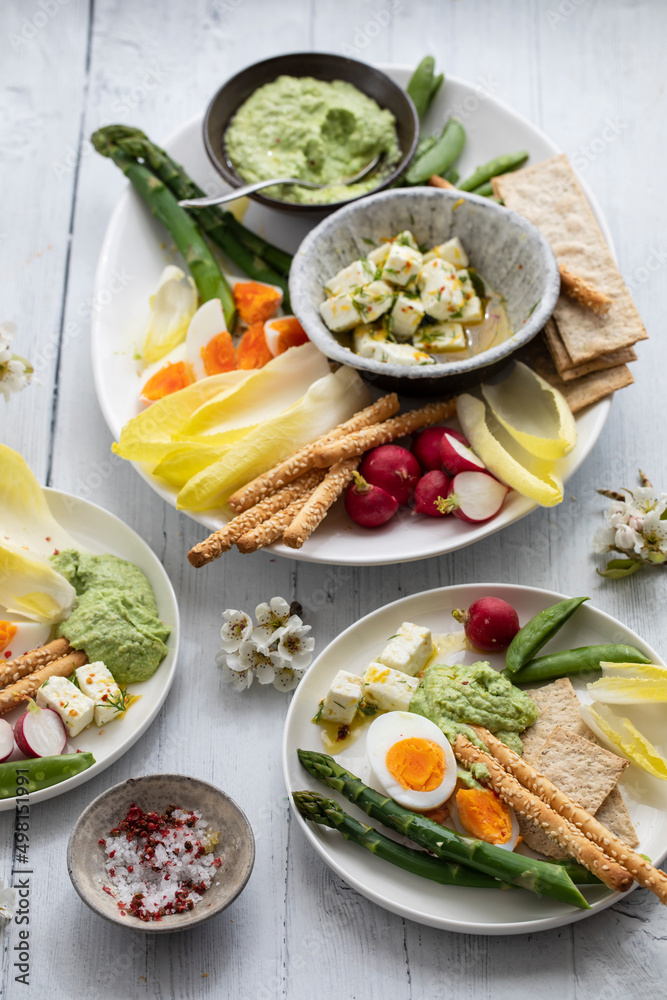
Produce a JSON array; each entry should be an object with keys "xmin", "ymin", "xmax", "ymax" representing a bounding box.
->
[
  {"xmin": 289, "ymin": 187, "xmax": 560, "ymax": 395},
  {"xmin": 67, "ymin": 774, "xmax": 255, "ymax": 933}
]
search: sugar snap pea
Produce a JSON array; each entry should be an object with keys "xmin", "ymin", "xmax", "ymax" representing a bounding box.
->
[
  {"xmin": 0, "ymin": 752, "xmax": 95, "ymax": 799},
  {"xmin": 470, "ymin": 180, "xmax": 495, "ymax": 197},
  {"xmin": 407, "ymin": 56, "xmax": 436, "ymax": 119},
  {"xmin": 458, "ymin": 151, "xmax": 529, "ymax": 192},
  {"xmin": 443, "ymin": 166, "xmax": 460, "ymax": 184},
  {"xmin": 405, "ymin": 119, "xmax": 466, "ymax": 186},
  {"xmin": 505, "ymin": 596, "xmax": 589, "ymax": 674},
  {"xmin": 427, "ymin": 71, "xmax": 444, "ymax": 110},
  {"xmin": 503, "ymin": 644, "xmax": 650, "ymax": 686}
]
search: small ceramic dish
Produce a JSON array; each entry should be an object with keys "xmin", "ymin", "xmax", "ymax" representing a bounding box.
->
[
  {"xmin": 289, "ymin": 186, "xmax": 560, "ymax": 395},
  {"xmin": 67, "ymin": 774, "xmax": 255, "ymax": 933},
  {"xmin": 203, "ymin": 51, "xmax": 418, "ymax": 216}
]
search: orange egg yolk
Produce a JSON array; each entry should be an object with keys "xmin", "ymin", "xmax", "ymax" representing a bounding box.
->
[
  {"xmin": 201, "ymin": 331, "xmax": 236, "ymax": 375},
  {"xmin": 270, "ymin": 317, "xmax": 309, "ymax": 354},
  {"xmin": 385, "ymin": 738, "xmax": 446, "ymax": 792},
  {"xmin": 456, "ymin": 787, "xmax": 513, "ymax": 844},
  {"xmin": 141, "ymin": 361, "xmax": 194, "ymax": 402},
  {"xmin": 0, "ymin": 621, "xmax": 17, "ymax": 653},
  {"xmin": 236, "ymin": 322, "xmax": 274, "ymax": 369},
  {"xmin": 233, "ymin": 282, "xmax": 282, "ymax": 325}
]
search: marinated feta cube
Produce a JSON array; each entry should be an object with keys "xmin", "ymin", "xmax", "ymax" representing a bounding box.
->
[
  {"xmin": 362, "ymin": 663, "xmax": 420, "ymax": 712},
  {"xmin": 324, "ymin": 258, "xmax": 376, "ymax": 296},
  {"xmin": 418, "ymin": 259, "xmax": 465, "ymax": 320},
  {"xmin": 36, "ymin": 676, "xmax": 95, "ymax": 737},
  {"xmin": 319, "ymin": 292, "xmax": 359, "ymax": 332},
  {"xmin": 357, "ymin": 330, "xmax": 434, "ymax": 366},
  {"xmin": 75, "ymin": 661, "xmax": 125, "ymax": 726},
  {"xmin": 352, "ymin": 281, "xmax": 394, "ymax": 323},
  {"xmin": 422, "ymin": 237, "xmax": 469, "ymax": 269},
  {"xmin": 382, "ymin": 244, "xmax": 423, "ymax": 287},
  {"xmin": 319, "ymin": 669, "xmax": 364, "ymax": 725},
  {"xmin": 460, "ymin": 295, "xmax": 483, "ymax": 322},
  {"xmin": 367, "ymin": 242, "xmax": 391, "ymax": 268},
  {"xmin": 393, "ymin": 230, "xmax": 419, "ymax": 251},
  {"xmin": 389, "ymin": 293, "xmax": 426, "ymax": 338},
  {"xmin": 353, "ymin": 324, "xmax": 388, "ymax": 357},
  {"xmin": 376, "ymin": 622, "xmax": 433, "ymax": 677},
  {"xmin": 413, "ymin": 322, "xmax": 467, "ymax": 353}
]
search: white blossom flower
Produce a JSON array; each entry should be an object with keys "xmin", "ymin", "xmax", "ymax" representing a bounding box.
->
[
  {"xmin": 0, "ymin": 878, "xmax": 17, "ymax": 920},
  {"xmin": 219, "ymin": 609, "xmax": 253, "ymax": 653},
  {"xmin": 218, "ymin": 659, "xmax": 254, "ymax": 691},
  {"xmin": 0, "ymin": 322, "xmax": 32, "ymax": 402},
  {"xmin": 252, "ymin": 596, "xmax": 292, "ymax": 647},
  {"xmin": 594, "ymin": 476, "xmax": 667, "ymax": 576},
  {"xmin": 277, "ymin": 622, "xmax": 315, "ymax": 671},
  {"xmin": 234, "ymin": 638, "xmax": 284, "ymax": 685},
  {"xmin": 272, "ymin": 666, "xmax": 305, "ymax": 692}
]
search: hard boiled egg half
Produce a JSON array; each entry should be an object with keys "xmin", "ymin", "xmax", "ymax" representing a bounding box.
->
[
  {"xmin": 450, "ymin": 786, "xmax": 520, "ymax": 851},
  {"xmin": 366, "ymin": 711, "xmax": 457, "ymax": 811},
  {"xmin": 0, "ymin": 621, "xmax": 51, "ymax": 660}
]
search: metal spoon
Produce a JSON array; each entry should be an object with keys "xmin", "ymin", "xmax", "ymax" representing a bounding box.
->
[{"xmin": 178, "ymin": 154, "xmax": 382, "ymax": 208}]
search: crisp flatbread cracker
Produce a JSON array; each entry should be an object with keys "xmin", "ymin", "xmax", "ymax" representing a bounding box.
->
[
  {"xmin": 543, "ymin": 318, "xmax": 636, "ymax": 378},
  {"xmin": 595, "ymin": 786, "xmax": 639, "ymax": 848},
  {"xmin": 494, "ymin": 155, "xmax": 647, "ymax": 364},
  {"xmin": 521, "ymin": 334, "xmax": 634, "ymax": 413}
]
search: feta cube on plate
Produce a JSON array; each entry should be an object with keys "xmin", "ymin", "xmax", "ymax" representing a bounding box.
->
[
  {"xmin": 319, "ymin": 292, "xmax": 359, "ymax": 332},
  {"xmin": 352, "ymin": 281, "xmax": 394, "ymax": 323},
  {"xmin": 36, "ymin": 676, "xmax": 95, "ymax": 737},
  {"xmin": 389, "ymin": 293, "xmax": 426, "ymax": 338},
  {"xmin": 413, "ymin": 322, "xmax": 467, "ymax": 353},
  {"xmin": 418, "ymin": 259, "xmax": 465, "ymax": 320},
  {"xmin": 319, "ymin": 669, "xmax": 364, "ymax": 725},
  {"xmin": 422, "ymin": 237, "xmax": 469, "ymax": 269},
  {"xmin": 75, "ymin": 661, "xmax": 125, "ymax": 726},
  {"xmin": 382, "ymin": 244, "xmax": 423, "ymax": 287},
  {"xmin": 362, "ymin": 663, "xmax": 420, "ymax": 712},
  {"xmin": 376, "ymin": 622, "xmax": 433, "ymax": 677},
  {"xmin": 324, "ymin": 259, "xmax": 375, "ymax": 296}
]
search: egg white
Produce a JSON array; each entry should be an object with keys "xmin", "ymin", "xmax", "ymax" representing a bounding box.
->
[
  {"xmin": 366, "ymin": 711, "xmax": 457, "ymax": 811},
  {"xmin": 185, "ymin": 299, "xmax": 228, "ymax": 380},
  {"xmin": 1, "ymin": 622, "xmax": 51, "ymax": 660}
]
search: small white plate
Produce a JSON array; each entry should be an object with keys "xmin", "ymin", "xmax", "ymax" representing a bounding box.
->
[
  {"xmin": 92, "ymin": 66, "xmax": 611, "ymax": 566},
  {"xmin": 283, "ymin": 584, "xmax": 667, "ymax": 934},
  {"xmin": 0, "ymin": 488, "xmax": 179, "ymax": 811}
]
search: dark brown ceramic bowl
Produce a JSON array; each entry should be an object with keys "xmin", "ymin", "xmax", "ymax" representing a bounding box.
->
[
  {"xmin": 203, "ymin": 52, "xmax": 419, "ymax": 216},
  {"xmin": 67, "ymin": 774, "xmax": 255, "ymax": 933}
]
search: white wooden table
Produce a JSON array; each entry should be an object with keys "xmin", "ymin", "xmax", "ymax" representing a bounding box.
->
[{"xmin": 2, "ymin": 0, "xmax": 667, "ymax": 996}]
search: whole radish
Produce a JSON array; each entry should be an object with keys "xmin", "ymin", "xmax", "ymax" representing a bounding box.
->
[
  {"xmin": 441, "ymin": 471, "xmax": 508, "ymax": 523},
  {"xmin": 0, "ymin": 719, "xmax": 14, "ymax": 763},
  {"xmin": 413, "ymin": 426, "xmax": 468, "ymax": 471},
  {"xmin": 345, "ymin": 472, "xmax": 398, "ymax": 528},
  {"xmin": 440, "ymin": 432, "xmax": 486, "ymax": 476},
  {"xmin": 359, "ymin": 445, "xmax": 420, "ymax": 505},
  {"xmin": 414, "ymin": 471, "xmax": 452, "ymax": 517},
  {"xmin": 14, "ymin": 700, "xmax": 67, "ymax": 758},
  {"xmin": 452, "ymin": 597, "xmax": 520, "ymax": 652}
]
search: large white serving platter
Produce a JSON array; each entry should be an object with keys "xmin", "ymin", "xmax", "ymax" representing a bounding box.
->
[
  {"xmin": 92, "ymin": 65, "xmax": 611, "ymax": 566},
  {"xmin": 0, "ymin": 488, "xmax": 179, "ymax": 810},
  {"xmin": 283, "ymin": 584, "xmax": 667, "ymax": 934}
]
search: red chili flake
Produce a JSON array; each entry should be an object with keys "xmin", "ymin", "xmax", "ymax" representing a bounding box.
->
[
  {"xmin": 127, "ymin": 865, "xmax": 133, "ymax": 873},
  {"xmin": 4, "ymin": 651, "xmax": 11, "ymax": 659},
  {"xmin": 98, "ymin": 838, "xmax": 106, "ymax": 846},
  {"xmin": 102, "ymin": 886, "xmax": 113, "ymax": 896},
  {"xmin": 109, "ymin": 850, "xmax": 115, "ymax": 858},
  {"xmin": 53, "ymin": 549, "xmax": 59, "ymax": 556}
]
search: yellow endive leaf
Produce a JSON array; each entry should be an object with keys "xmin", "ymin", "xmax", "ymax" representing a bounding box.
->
[
  {"xmin": 579, "ymin": 702, "xmax": 667, "ymax": 780},
  {"xmin": 481, "ymin": 361, "xmax": 577, "ymax": 460},
  {"xmin": 456, "ymin": 394, "xmax": 563, "ymax": 507}
]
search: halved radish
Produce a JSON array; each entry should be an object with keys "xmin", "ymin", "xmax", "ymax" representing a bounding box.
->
[
  {"xmin": 440, "ymin": 432, "xmax": 486, "ymax": 475},
  {"xmin": 0, "ymin": 719, "xmax": 14, "ymax": 763},
  {"xmin": 14, "ymin": 701, "xmax": 67, "ymax": 758},
  {"xmin": 443, "ymin": 471, "xmax": 508, "ymax": 524}
]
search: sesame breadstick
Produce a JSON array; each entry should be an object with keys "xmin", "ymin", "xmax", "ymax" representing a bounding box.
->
[
  {"xmin": 0, "ymin": 637, "xmax": 72, "ymax": 689},
  {"xmin": 472, "ymin": 726, "xmax": 667, "ymax": 906},
  {"xmin": 313, "ymin": 400, "xmax": 457, "ymax": 469},
  {"xmin": 283, "ymin": 458, "xmax": 359, "ymax": 550},
  {"xmin": 0, "ymin": 650, "xmax": 88, "ymax": 716},
  {"xmin": 187, "ymin": 469, "xmax": 325, "ymax": 567},
  {"xmin": 559, "ymin": 265, "xmax": 611, "ymax": 316},
  {"xmin": 236, "ymin": 496, "xmax": 312, "ymax": 554},
  {"xmin": 453, "ymin": 734, "xmax": 633, "ymax": 893},
  {"xmin": 227, "ymin": 394, "xmax": 400, "ymax": 514}
]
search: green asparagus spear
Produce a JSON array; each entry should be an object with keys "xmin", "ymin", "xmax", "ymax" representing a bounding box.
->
[
  {"xmin": 91, "ymin": 131, "xmax": 236, "ymax": 328},
  {"xmin": 294, "ymin": 790, "xmax": 512, "ymax": 889},
  {"xmin": 404, "ymin": 119, "xmax": 466, "ymax": 186},
  {"xmin": 297, "ymin": 749, "xmax": 590, "ymax": 909},
  {"xmin": 458, "ymin": 151, "xmax": 529, "ymax": 192},
  {"xmin": 93, "ymin": 125, "xmax": 291, "ymax": 306}
]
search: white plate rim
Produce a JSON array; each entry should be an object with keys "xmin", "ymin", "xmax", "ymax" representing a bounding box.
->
[
  {"xmin": 282, "ymin": 582, "xmax": 666, "ymax": 934},
  {"xmin": 91, "ymin": 67, "xmax": 612, "ymax": 567},
  {"xmin": 0, "ymin": 487, "xmax": 180, "ymax": 811}
]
